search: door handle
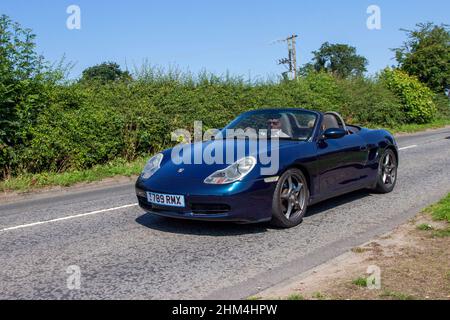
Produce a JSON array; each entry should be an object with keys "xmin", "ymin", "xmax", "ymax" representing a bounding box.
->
[{"xmin": 360, "ymin": 145, "xmax": 368, "ymax": 151}]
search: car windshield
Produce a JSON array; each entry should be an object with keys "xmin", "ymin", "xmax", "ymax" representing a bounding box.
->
[{"xmin": 224, "ymin": 110, "xmax": 317, "ymax": 141}]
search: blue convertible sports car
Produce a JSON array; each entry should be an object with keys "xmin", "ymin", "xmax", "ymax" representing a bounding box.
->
[{"xmin": 135, "ymin": 109, "xmax": 398, "ymax": 228}]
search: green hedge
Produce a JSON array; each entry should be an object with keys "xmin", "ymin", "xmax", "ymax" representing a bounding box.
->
[
  {"xmin": 2, "ymin": 15, "xmax": 446, "ymax": 181},
  {"xmin": 1, "ymin": 71, "xmax": 445, "ymax": 178},
  {"xmin": 380, "ymin": 68, "xmax": 437, "ymax": 123}
]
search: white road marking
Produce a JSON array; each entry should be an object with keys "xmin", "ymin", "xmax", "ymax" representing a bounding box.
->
[
  {"xmin": 399, "ymin": 145, "xmax": 418, "ymax": 151},
  {"xmin": 0, "ymin": 203, "xmax": 138, "ymax": 232}
]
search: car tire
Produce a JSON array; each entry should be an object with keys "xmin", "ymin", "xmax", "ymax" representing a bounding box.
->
[
  {"xmin": 374, "ymin": 149, "xmax": 398, "ymax": 194},
  {"xmin": 270, "ymin": 169, "xmax": 309, "ymax": 228}
]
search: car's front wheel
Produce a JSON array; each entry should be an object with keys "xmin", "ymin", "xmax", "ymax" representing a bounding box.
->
[
  {"xmin": 270, "ymin": 169, "xmax": 309, "ymax": 228},
  {"xmin": 374, "ymin": 149, "xmax": 398, "ymax": 193}
]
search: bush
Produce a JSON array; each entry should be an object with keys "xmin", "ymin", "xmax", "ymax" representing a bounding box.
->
[
  {"xmin": 380, "ymin": 68, "xmax": 437, "ymax": 123},
  {"xmin": 4, "ymin": 69, "xmax": 440, "ymax": 177},
  {"xmin": 2, "ymin": 14, "xmax": 447, "ymax": 181},
  {"xmin": 0, "ymin": 15, "xmax": 61, "ymax": 177},
  {"xmin": 336, "ymin": 77, "xmax": 406, "ymax": 126},
  {"xmin": 433, "ymin": 93, "xmax": 450, "ymax": 119},
  {"xmin": 15, "ymin": 72, "xmax": 402, "ymax": 175}
]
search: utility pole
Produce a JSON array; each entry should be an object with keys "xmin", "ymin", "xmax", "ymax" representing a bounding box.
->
[{"xmin": 274, "ymin": 34, "xmax": 298, "ymax": 80}]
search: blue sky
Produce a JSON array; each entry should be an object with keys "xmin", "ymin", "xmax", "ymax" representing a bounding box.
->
[{"xmin": 1, "ymin": 0, "xmax": 449, "ymax": 79}]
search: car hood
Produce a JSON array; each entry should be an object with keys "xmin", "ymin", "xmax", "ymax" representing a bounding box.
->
[{"xmin": 143, "ymin": 138, "xmax": 299, "ymax": 182}]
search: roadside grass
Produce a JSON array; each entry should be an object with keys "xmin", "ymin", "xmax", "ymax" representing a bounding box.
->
[
  {"xmin": 379, "ymin": 290, "xmax": 416, "ymax": 300},
  {"xmin": 424, "ymin": 193, "xmax": 450, "ymax": 223},
  {"xmin": 351, "ymin": 247, "xmax": 368, "ymax": 254},
  {"xmin": 312, "ymin": 292, "xmax": 326, "ymax": 300},
  {"xmin": 286, "ymin": 294, "xmax": 305, "ymax": 300},
  {"xmin": 246, "ymin": 296, "xmax": 262, "ymax": 301},
  {"xmin": 379, "ymin": 118, "xmax": 450, "ymax": 134},
  {"xmin": 0, "ymin": 157, "xmax": 147, "ymax": 193},
  {"xmin": 417, "ymin": 223, "xmax": 434, "ymax": 231},
  {"xmin": 431, "ymin": 229, "xmax": 450, "ymax": 238},
  {"xmin": 352, "ymin": 277, "xmax": 367, "ymax": 287},
  {"xmin": 422, "ymin": 193, "xmax": 450, "ymax": 238}
]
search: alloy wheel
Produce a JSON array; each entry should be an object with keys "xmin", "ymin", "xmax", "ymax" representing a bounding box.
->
[
  {"xmin": 381, "ymin": 152, "xmax": 397, "ymax": 186},
  {"xmin": 279, "ymin": 173, "xmax": 306, "ymax": 220}
]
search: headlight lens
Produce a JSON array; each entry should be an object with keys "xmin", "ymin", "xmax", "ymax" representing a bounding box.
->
[
  {"xmin": 141, "ymin": 153, "xmax": 163, "ymax": 179},
  {"xmin": 204, "ymin": 157, "xmax": 256, "ymax": 184}
]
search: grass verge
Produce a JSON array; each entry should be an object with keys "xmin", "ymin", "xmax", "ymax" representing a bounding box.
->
[
  {"xmin": 381, "ymin": 118, "xmax": 450, "ymax": 134},
  {"xmin": 379, "ymin": 290, "xmax": 416, "ymax": 300},
  {"xmin": 424, "ymin": 193, "xmax": 450, "ymax": 223},
  {"xmin": 422, "ymin": 193, "xmax": 450, "ymax": 238},
  {"xmin": 286, "ymin": 294, "xmax": 305, "ymax": 300},
  {"xmin": 352, "ymin": 277, "xmax": 368, "ymax": 287},
  {"xmin": 0, "ymin": 157, "xmax": 147, "ymax": 193}
]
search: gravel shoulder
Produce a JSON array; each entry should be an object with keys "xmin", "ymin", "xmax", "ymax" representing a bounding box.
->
[{"xmin": 255, "ymin": 201, "xmax": 450, "ymax": 300}]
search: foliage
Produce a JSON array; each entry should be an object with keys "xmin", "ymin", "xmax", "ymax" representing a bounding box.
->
[
  {"xmin": 380, "ymin": 68, "xmax": 437, "ymax": 123},
  {"xmin": 1, "ymin": 65, "xmax": 446, "ymax": 178},
  {"xmin": 352, "ymin": 277, "xmax": 368, "ymax": 287},
  {"xmin": 0, "ymin": 14, "xmax": 59, "ymax": 177},
  {"xmin": 9, "ymin": 71, "xmax": 404, "ymax": 176},
  {"xmin": 307, "ymin": 42, "xmax": 368, "ymax": 78},
  {"xmin": 425, "ymin": 193, "xmax": 450, "ymax": 223},
  {"xmin": 394, "ymin": 23, "xmax": 450, "ymax": 93},
  {"xmin": 80, "ymin": 62, "xmax": 132, "ymax": 83},
  {"xmin": 335, "ymin": 76, "xmax": 406, "ymax": 127},
  {"xmin": 0, "ymin": 15, "xmax": 448, "ymax": 181}
]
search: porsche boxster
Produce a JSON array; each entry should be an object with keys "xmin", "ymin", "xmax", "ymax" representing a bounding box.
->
[{"xmin": 135, "ymin": 108, "xmax": 398, "ymax": 228}]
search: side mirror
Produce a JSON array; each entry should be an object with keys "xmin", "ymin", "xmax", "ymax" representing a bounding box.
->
[{"xmin": 323, "ymin": 128, "xmax": 346, "ymax": 140}]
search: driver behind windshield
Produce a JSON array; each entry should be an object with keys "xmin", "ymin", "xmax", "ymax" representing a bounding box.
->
[{"xmin": 267, "ymin": 114, "xmax": 290, "ymax": 138}]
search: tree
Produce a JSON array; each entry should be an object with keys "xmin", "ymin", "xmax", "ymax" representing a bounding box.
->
[
  {"xmin": 394, "ymin": 23, "xmax": 450, "ymax": 93},
  {"xmin": 80, "ymin": 62, "xmax": 132, "ymax": 83},
  {"xmin": 309, "ymin": 42, "xmax": 368, "ymax": 78},
  {"xmin": 0, "ymin": 15, "xmax": 53, "ymax": 177}
]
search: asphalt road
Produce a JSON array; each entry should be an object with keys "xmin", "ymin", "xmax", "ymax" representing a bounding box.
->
[{"xmin": 1, "ymin": 128, "xmax": 450, "ymax": 299}]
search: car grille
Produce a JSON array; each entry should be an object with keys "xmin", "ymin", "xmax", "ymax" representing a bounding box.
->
[
  {"xmin": 138, "ymin": 197, "xmax": 230, "ymax": 215},
  {"xmin": 190, "ymin": 203, "xmax": 231, "ymax": 215}
]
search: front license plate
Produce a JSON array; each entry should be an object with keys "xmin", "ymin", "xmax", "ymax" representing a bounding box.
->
[{"xmin": 147, "ymin": 192, "xmax": 185, "ymax": 208}]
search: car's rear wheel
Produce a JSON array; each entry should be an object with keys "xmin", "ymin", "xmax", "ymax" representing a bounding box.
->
[
  {"xmin": 374, "ymin": 149, "xmax": 398, "ymax": 193},
  {"xmin": 270, "ymin": 169, "xmax": 309, "ymax": 228}
]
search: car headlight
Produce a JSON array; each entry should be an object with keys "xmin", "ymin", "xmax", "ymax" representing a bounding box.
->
[
  {"xmin": 141, "ymin": 153, "xmax": 163, "ymax": 179},
  {"xmin": 204, "ymin": 157, "xmax": 256, "ymax": 184}
]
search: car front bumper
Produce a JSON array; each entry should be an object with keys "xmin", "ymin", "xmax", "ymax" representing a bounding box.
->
[{"xmin": 135, "ymin": 178, "xmax": 275, "ymax": 223}]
